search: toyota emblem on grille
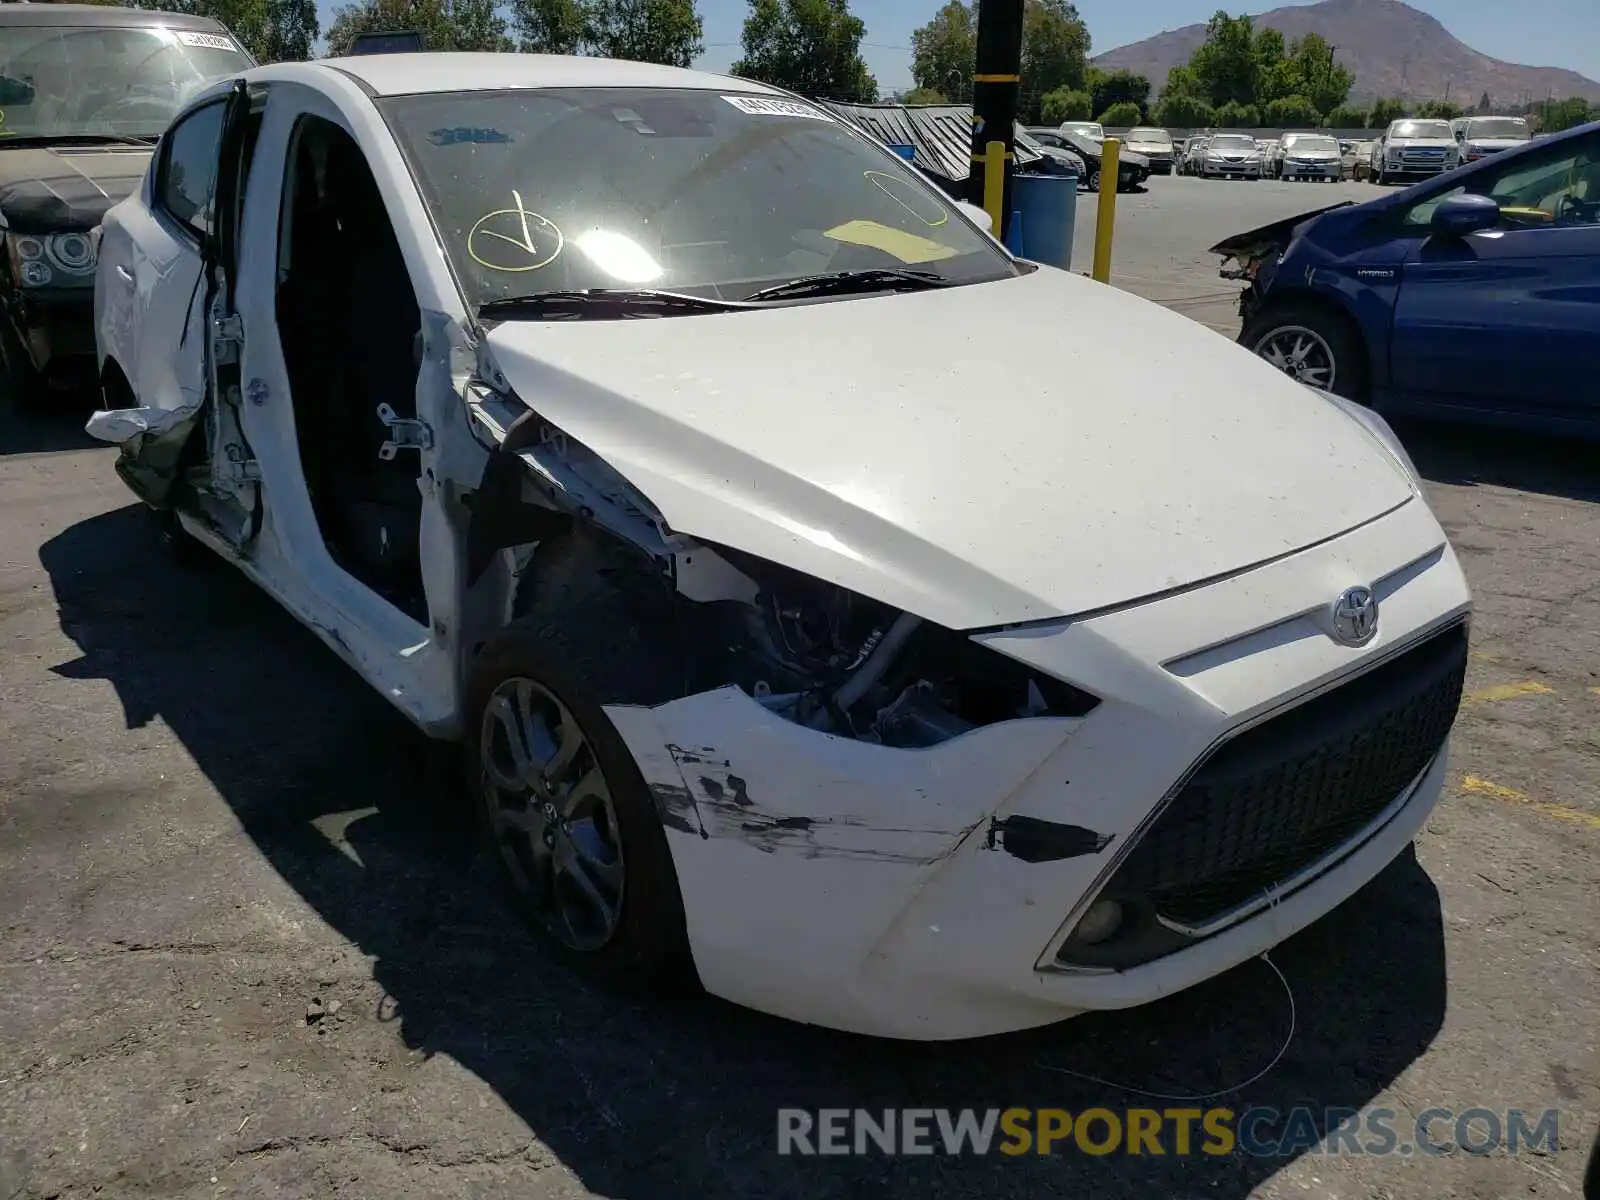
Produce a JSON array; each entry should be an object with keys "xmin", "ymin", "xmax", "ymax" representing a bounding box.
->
[{"xmin": 1330, "ymin": 585, "xmax": 1379, "ymax": 646}]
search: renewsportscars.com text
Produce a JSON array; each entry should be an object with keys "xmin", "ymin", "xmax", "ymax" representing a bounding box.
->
[{"xmin": 776, "ymin": 1107, "xmax": 1561, "ymax": 1158}]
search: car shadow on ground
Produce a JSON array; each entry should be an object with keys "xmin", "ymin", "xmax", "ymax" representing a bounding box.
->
[
  {"xmin": 40, "ymin": 503, "xmax": 1449, "ymax": 1200},
  {"xmin": 1397, "ymin": 417, "xmax": 1600, "ymax": 504},
  {"xmin": 0, "ymin": 389, "xmax": 98, "ymax": 456}
]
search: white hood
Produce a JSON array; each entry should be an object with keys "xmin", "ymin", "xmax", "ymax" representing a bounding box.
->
[{"xmin": 483, "ymin": 268, "xmax": 1414, "ymax": 630}]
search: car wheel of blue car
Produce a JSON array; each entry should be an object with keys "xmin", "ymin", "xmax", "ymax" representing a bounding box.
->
[{"xmin": 1242, "ymin": 302, "xmax": 1368, "ymax": 402}]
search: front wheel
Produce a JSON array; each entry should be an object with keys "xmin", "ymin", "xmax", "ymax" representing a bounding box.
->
[
  {"xmin": 464, "ymin": 614, "xmax": 690, "ymax": 989},
  {"xmin": 1240, "ymin": 302, "xmax": 1367, "ymax": 401},
  {"xmin": 1086, "ymin": 168, "xmax": 1101, "ymax": 191}
]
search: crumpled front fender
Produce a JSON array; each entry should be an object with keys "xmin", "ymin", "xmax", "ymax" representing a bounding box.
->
[{"xmin": 85, "ymin": 404, "xmax": 201, "ymax": 508}]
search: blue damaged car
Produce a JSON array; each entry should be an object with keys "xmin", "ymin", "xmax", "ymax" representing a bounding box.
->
[{"xmin": 1213, "ymin": 120, "xmax": 1600, "ymax": 437}]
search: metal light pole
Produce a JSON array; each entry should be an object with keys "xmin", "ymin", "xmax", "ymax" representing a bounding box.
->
[{"xmin": 966, "ymin": 0, "xmax": 1025, "ymax": 241}]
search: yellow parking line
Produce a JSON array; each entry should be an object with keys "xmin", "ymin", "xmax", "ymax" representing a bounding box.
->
[
  {"xmin": 1461, "ymin": 775, "xmax": 1600, "ymax": 831},
  {"xmin": 1462, "ymin": 680, "xmax": 1555, "ymax": 705}
]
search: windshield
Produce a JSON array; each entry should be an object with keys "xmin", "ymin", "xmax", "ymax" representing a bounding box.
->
[
  {"xmin": 1211, "ymin": 134, "xmax": 1256, "ymax": 150},
  {"xmin": 1062, "ymin": 122, "xmax": 1102, "ymax": 139},
  {"xmin": 379, "ymin": 88, "xmax": 1017, "ymax": 309},
  {"xmin": 1466, "ymin": 118, "xmax": 1529, "ymax": 140},
  {"xmin": 0, "ymin": 25, "xmax": 248, "ymax": 141},
  {"xmin": 1392, "ymin": 120, "xmax": 1452, "ymax": 139},
  {"xmin": 1129, "ymin": 129, "xmax": 1171, "ymax": 146},
  {"xmin": 1286, "ymin": 136, "xmax": 1338, "ymax": 153}
]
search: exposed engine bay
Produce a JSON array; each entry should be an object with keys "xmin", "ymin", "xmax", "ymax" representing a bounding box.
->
[{"xmin": 464, "ymin": 387, "xmax": 1100, "ymax": 747}]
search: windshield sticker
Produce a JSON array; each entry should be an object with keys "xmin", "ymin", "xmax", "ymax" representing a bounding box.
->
[
  {"xmin": 721, "ymin": 95, "xmax": 832, "ymax": 121},
  {"xmin": 822, "ymin": 219, "xmax": 958, "ymax": 265},
  {"xmin": 863, "ymin": 170, "xmax": 947, "ymax": 227},
  {"xmin": 429, "ymin": 126, "xmax": 512, "ymax": 146},
  {"xmin": 174, "ymin": 30, "xmax": 243, "ymax": 51},
  {"xmin": 468, "ymin": 190, "xmax": 563, "ymax": 273}
]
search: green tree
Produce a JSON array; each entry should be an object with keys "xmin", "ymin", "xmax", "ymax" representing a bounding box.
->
[
  {"xmin": 1281, "ymin": 32, "xmax": 1351, "ymax": 114},
  {"xmin": 1162, "ymin": 63, "xmax": 1202, "ymax": 100},
  {"xmin": 1264, "ymin": 94, "xmax": 1319, "ymax": 126},
  {"xmin": 910, "ymin": 0, "xmax": 975, "ymax": 102},
  {"xmin": 1018, "ymin": 0, "xmax": 1090, "ymax": 123},
  {"xmin": 1153, "ymin": 91, "xmax": 1212, "ymax": 127},
  {"xmin": 903, "ymin": 86, "xmax": 948, "ymax": 104},
  {"xmin": 1415, "ymin": 98, "xmax": 1464, "ymax": 120},
  {"xmin": 1095, "ymin": 99, "xmax": 1140, "ymax": 127},
  {"xmin": 730, "ymin": 0, "xmax": 877, "ymax": 101},
  {"xmin": 510, "ymin": 0, "xmax": 588, "ymax": 52},
  {"xmin": 508, "ymin": 0, "xmax": 701, "ymax": 61},
  {"xmin": 1213, "ymin": 98, "xmax": 1260, "ymax": 127},
  {"xmin": 1040, "ymin": 86, "xmax": 1090, "ymax": 123},
  {"xmin": 1189, "ymin": 12, "xmax": 1258, "ymax": 108},
  {"xmin": 1250, "ymin": 25, "xmax": 1292, "ymax": 103},
  {"xmin": 588, "ymin": 0, "xmax": 701, "ymax": 64},
  {"xmin": 326, "ymin": 0, "xmax": 511, "ymax": 52},
  {"xmin": 1367, "ymin": 96, "xmax": 1406, "ymax": 128},
  {"xmin": 1531, "ymin": 96, "xmax": 1592, "ymax": 133},
  {"xmin": 1089, "ymin": 67, "xmax": 1150, "ymax": 118},
  {"xmin": 1321, "ymin": 103, "xmax": 1367, "ymax": 128}
]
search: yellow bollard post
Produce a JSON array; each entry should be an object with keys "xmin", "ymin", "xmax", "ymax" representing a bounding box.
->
[
  {"xmin": 982, "ymin": 139, "xmax": 1007, "ymax": 239},
  {"xmin": 1091, "ymin": 136, "xmax": 1120, "ymax": 283}
]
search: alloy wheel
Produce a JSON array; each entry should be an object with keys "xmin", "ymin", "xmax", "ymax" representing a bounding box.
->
[
  {"xmin": 479, "ymin": 677, "xmax": 625, "ymax": 952},
  {"xmin": 1256, "ymin": 325, "xmax": 1337, "ymax": 390}
]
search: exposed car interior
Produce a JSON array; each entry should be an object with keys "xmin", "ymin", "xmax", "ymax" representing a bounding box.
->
[{"xmin": 275, "ymin": 115, "xmax": 426, "ymax": 620}]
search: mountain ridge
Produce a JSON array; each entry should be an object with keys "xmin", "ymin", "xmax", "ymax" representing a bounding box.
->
[{"xmin": 1092, "ymin": 0, "xmax": 1600, "ymax": 106}]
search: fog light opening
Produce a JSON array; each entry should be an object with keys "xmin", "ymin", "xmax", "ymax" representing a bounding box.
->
[{"xmin": 1073, "ymin": 899, "xmax": 1124, "ymax": 945}]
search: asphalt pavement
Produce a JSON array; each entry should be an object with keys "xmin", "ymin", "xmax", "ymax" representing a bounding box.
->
[
  {"xmin": 0, "ymin": 176, "xmax": 1597, "ymax": 1199},
  {"xmin": 1071, "ymin": 172, "xmax": 1387, "ymax": 332}
]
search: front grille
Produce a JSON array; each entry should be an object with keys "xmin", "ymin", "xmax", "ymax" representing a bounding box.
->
[{"xmin": 1104, "ymin": 623, "xmax": 1466, "ymax": 928}]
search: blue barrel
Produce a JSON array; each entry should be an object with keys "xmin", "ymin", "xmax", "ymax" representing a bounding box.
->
[{"xmin": 1008, "ymin": 174, "xmax": 1076, "ymax": 270}]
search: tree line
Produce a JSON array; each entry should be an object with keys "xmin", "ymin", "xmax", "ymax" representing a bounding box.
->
[{"xmin": 1147, "ymin": 10, "xmax": 1598, "ymax": 132}]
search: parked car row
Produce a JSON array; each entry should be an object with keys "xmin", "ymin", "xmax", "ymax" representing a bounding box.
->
[
  {"xmin": 1027, "ymin": 126, "xmax": 1150, "ymax": 191},
  {"xmin": 1355, "ymin": 116, "xmax": 1533, "ymax": 185}
]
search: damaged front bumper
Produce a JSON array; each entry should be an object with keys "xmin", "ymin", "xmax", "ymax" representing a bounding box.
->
[{"xmin": 605, "ymin": 497, "xmax": 1471, "ymax": 1040}]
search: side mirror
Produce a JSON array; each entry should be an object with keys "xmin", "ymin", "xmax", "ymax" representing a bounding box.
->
[
  {"xmin": 954, "ymin": 199, "xmax": 995, "ymax": 233},
  {"xmin": 1431, "ymin": 192, "xmax": 1500, "ymax": 236}
]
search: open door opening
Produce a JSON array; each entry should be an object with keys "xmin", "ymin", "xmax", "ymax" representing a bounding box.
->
[{"xmin": 275, "ymin": 115, "xmax": 426, "ymax": 621}]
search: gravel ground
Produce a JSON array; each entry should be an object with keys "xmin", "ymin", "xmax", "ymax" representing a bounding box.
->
[{"xmin": 0, "ymin": 174, "xmax": 1597, "ymax": 1199}]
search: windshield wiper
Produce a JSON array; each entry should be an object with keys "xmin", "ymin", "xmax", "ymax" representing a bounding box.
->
[
  {"xmin": 742, "ymin": 268, "xmax": 954, "ymax": 303},
  {"xmin": 0, "ymin": 133, "xmax": 159, "ymax": 148},
  {"xmin": 477, "ymin": 288, "xmax": 749, "ymax": 321}
]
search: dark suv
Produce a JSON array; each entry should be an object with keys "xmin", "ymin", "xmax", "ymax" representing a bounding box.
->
[{"xmin": 0, "ymin": 2, "xmax": 251, "ymax": 410}]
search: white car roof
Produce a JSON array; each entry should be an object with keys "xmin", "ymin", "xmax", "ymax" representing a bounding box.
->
[{"xmin": 312, "ymin": 52, "xmax": 779, "ymax": 98}]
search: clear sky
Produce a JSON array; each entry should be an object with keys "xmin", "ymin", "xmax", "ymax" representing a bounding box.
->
[{"xmin": 312, "ymin": 0, "xmax": 1600, "ymax": 94}]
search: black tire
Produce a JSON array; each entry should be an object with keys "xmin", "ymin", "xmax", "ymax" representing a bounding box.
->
[
  {"xmin": 463, "ymin": 552, "xmax": 690, "ymax": 991},
  {"xmin": 1086, "ymin": 168, "xmax": 1101, "ymax": 192},
  {"xmin": 0, "ymin": 316, "xmax": 49, "ymax": 415},
  {"xmin": 1240, "ymin": 299, "xmax": 1369, "ymax": 402}
]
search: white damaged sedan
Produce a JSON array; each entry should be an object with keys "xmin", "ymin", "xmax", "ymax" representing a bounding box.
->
[{"xmin": 89, "ymin": 53, "xmax": 1471, "ymax": 1040}]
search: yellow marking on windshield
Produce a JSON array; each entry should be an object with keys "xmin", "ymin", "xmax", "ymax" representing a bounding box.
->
[{"xmin": 823, "ymin": 219, "xmax": 958, "ymax": 264}]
